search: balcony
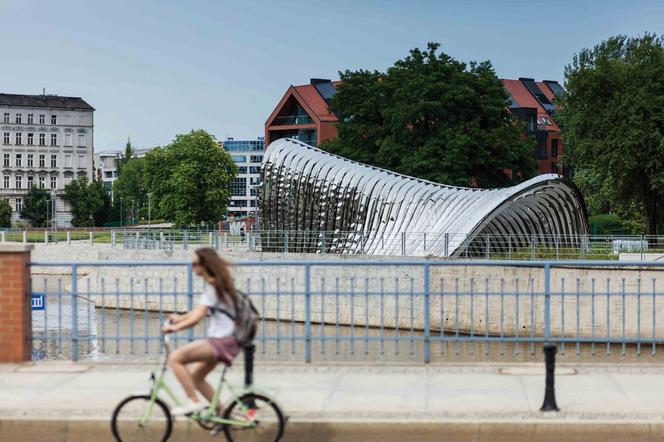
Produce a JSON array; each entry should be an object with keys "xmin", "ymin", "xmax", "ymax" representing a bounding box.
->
[{"xmin": 271, "ymin": 115, "xmax": 313, "ymax": 126}]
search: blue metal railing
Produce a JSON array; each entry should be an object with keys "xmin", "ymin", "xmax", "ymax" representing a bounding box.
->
[{"xmin": 29, "ymin": 259, "xmax": 664, "ymax": 362}]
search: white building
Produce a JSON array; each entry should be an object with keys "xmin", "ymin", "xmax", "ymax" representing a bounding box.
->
[
  {"xmin": 220, "ymin": 138, "xmax": 264, "ymax": 218},
  {"xmin": 94, "ymin": 146, "xmax": 153, "ymax": 197},
  {"xmin": 0, "ymin": 93, "xmax": 94, "ymax": 226}
]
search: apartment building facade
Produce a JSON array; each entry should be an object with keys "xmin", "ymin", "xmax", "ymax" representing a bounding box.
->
[
  {"xmin": 0, "ymin": 93, "xmax": 94, "ymax": 226},
  {"xmin": 220, "ymin": 138, "xmax": 264, "ymax": 218}
]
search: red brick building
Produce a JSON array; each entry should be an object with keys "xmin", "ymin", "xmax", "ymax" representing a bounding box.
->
[
  {"xmin": 265, "ymin": 79, "xmax": 339, "ymax": 147},
  {"xmin": 502, "ymin": 78, "xmax": 564, "ymax": 175},
  {"xmin": 266, "ymin": 77, "xmax": 564, "ymax": 175}
]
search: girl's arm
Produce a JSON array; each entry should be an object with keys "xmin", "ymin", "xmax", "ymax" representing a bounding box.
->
[{"xmin": 163, "ymin": 305, "xmax": 208, "ymax": 333}]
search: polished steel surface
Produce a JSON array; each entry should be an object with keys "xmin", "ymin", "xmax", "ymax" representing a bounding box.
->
[{"xmin": 259, "ymin": 138, "xmax": 588, "ymax": 256}]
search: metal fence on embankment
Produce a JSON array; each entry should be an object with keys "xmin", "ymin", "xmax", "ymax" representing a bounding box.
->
[{"xmin": 29, "ymin": 259, "xmax": 664, "ymax": 364}]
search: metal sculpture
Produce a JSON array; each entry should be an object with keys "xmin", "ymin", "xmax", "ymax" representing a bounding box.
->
[{"xmin": 259, "ymin": 138, "xmax": 588, "ymax": 256}]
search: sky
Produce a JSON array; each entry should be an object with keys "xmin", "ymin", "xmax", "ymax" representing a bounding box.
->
[{"xmin": 1, "ymin": 0, "xmax": 662, "ymax": 150}]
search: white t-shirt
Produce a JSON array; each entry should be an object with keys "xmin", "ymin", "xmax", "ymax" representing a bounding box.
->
[{"xmin": 199, "ymin": 283, "xmax": 235, "ymax": 339}]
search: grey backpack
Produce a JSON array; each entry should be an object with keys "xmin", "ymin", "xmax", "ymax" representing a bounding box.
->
[{"xmin": 214, "ymin": 291, "xmax": 259, "ymax": 347}]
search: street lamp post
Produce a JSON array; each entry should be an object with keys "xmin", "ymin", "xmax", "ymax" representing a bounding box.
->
[
  {"xmin": 147, "ymin": 193, "xmax": 152, "ymax": 233},
  {"xmin": 50, "ymin": 191, "xmax": 56, "ymax": 231}
]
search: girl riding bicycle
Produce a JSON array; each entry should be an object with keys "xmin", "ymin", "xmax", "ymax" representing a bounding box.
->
[{"xmin": 162, "ymin": 247, "xmax": 241, "ymax": 416}]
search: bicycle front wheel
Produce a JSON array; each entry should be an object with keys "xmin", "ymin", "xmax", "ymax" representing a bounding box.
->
[
  {"xmin": 222, "ymin": 393, "xmax": 285, "ymax": 442},
  {"xmin": 111, "ymin": 395, "xmax": 172, "ymax": 442}
]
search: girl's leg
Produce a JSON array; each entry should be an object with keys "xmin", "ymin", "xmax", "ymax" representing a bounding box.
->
[
  {"xmin": 191, "ymin": 360, "xmax": 217, "ymax": 404},
  {"xmin": 168, "ymin": 340, "xmax": 216, "ymax": 402}
]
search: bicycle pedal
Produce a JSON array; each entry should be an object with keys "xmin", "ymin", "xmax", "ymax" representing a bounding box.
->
[{"xmin": 209, "ymin": 425, "xmax": 223, "ymax": 437}]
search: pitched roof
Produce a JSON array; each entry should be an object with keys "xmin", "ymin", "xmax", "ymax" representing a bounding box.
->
[
  {"xmin": 502, "ymin": 79, "xmax": 559, "ymax": 131},
  {"xmin": 0, "ymin": 93, "xmax": 95, "ymax": 111},
  {"xmin": 292, "ymin": 84, "xmax": 338, "ymax": 122}
]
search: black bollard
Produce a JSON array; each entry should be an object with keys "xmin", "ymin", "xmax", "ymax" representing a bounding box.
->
[
  {"xmin": 243, "ymin": 344, "xmax": 255, "ymax": 388},
  {"xmin": 540, "ymin": 343, "xmax": 560, "ymax": 412}
]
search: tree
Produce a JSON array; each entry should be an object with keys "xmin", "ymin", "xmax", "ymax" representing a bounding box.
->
[
  {"xmin": 114, "ymin": 138, "xmax": 134, "ymax": 177},
  {"xmin": 0, "ymin": 199, "xmax": 11, "ymax": 228},
  {"xmin": 20, "ymin": 186, "xmax": 50, "ymax": 227},
  {"xmin": 112, "ymin": 157, "xmax": 148, "ymax": 223},
  {"xmin": 143, "ymin": 130, "xmax": 237, "ymax": 226},
  {"xmin": 557, "ymin": 34, "xmax": 664, "ymax": 236},
  {"xmin": 62, "ymin": 177, "xmax": 112, "ymax": 227},
  {"xmin": 321, "ymin": 42, "xmax": 536, "ymax": 188}
]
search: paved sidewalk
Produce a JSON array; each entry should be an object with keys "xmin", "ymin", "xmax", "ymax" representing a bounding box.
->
[{"xmin": 3, "ymin": 362, "xmax": 664, "ymax": 441}]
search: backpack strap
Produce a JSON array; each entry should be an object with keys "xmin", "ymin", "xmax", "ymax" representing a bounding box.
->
[{"xmin": 209, "ymin": 304, "xmax": 236, "ymax": 321}]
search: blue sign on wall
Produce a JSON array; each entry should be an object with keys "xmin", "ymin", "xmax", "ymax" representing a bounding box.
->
[{"xmin": 31, "ymin": 293, "xmax": 45, "ymax": 311}]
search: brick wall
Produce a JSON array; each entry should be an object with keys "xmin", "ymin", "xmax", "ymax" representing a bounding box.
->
[{"xmin": 0, "ymin": 244, "xmax": 33, "ymax": 362}]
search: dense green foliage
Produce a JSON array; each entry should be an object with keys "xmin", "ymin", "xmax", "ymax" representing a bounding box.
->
[
  {"xmin": 112, "ymin": 157, "xmax": 148, "ymax": 222},
  {"xmin": 589, "ymin": 214, "xmax": 624, "ymax": 235},
  {"xmin": 321, "ymin": 42, "xmax": 536, "ymax": 188},
  {"xmin": 114, "ymin": 139, "xmax": 134, "ymax": 177},
  {"xmin": 0, "ymin": 199, "xmax": 11, "ymax": 227},
  {"xmin": 62, "ymin": 177, "xmax": 112, "ymax": 227},
  {"xmin": 20, "ymin": 187, "xmax": 50, "ymax": 227},
  {"xmin": 557, "ymin": 34, "xmax": 664, "ymax": 235},
  {"xmin": 143, "ymin": 130, "xmax": 237, "ymax": 226}
]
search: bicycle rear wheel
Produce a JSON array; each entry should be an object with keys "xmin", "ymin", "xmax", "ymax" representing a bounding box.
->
[
  {"xmin": 222, "ymin": 393, "xmax": 285, "ymax": 442},
  {"xmin": 111, "ymin": 395, "xmax": 172, "ymax": 442}
]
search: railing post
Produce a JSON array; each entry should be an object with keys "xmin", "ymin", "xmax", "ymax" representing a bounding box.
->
[
  {"xmin": 360, "ymin": 232, "xmax": 365, "ymax": 254},
  {"xmin": 401, "ymin": 232, "xmax": 406, "ymax": 256},
  {"xmin": 224, "ymin": 232, "xmax": 228, "ymax": 248},
  {"xmin": 208, "ymin": 231, "xmax": 213, "ymax": 246},
  {"xmin": 540, "ymin": 262, "xmax": 559, "ymax": 411},
  {"xmin": 0, "ymin": 231, "xmax": 4, "ymax": 242},
  {"xmin": 71, "ymin": 264, "xmax": 79, "ymax": 361},
  {"xmin": 89, "ymin": 231, "xmax": 94, "ymax": 245},
  {"xmin": 187, "ymin": 262, "xmax": 194, "ymax": 343},
  {"xmin": 44, "ymin": 230, "xmax": 48, "ymax": 244},
  {"xmin": 423, "ymin": 232, "xmax": 427, "ymax": 253},
  {"xmin": 423, "ymin": 263, "xmax": 431, "ymax": 363},
  {"xmin": 531, "ymin": 235, "xmax": 535, "ymax": 260},
  {"xmin": 641, "ymin": 234, "xmax": 645, "ymax": 261},
  {"xmin": 284, "ymin": 231, "xmax": 289, "ymax": 253},
  {"xmin": 22, "ymin": 230, "xmax": 27, "ymax": 243},
  {"xmin": 508, "ymin": 234, "xmax": 512, "ymax": 260},
  {"xmin": 184, "ymin": 231, "xmax": 189, "ymax": 250},
  {"xmin": 111, "ymin": 231, "xmax": 115, "ymax": 247},
  {"xmin": 304, "ymin": 264, "xmax": 312, "ymax": 363},
  {"xmin": 444, "ymin": 233, "xmax": 449, "ymax": 258},
  {"xmin": 485, "ymin": 234, "xmax": 490, "ymax": 259}
]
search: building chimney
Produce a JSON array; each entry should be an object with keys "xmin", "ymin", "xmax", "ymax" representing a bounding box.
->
[{"xmin": 310, "ymin": 78, "xmax": 331, "ymax": 85}]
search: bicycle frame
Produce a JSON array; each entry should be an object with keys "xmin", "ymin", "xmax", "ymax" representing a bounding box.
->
[{"xmin": 139, "ymin": 327, "xmax": 257, "ymax": 429}]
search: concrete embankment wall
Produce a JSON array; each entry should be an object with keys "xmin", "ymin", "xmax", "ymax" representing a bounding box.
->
[{"xmin": 30, "ymin": 243, "xmax": 664, "ymax": 339}]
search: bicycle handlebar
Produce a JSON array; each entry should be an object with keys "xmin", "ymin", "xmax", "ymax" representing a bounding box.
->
[{"xmin": 162, "ymin": 319, "xmax": 172, "ymax": 349}]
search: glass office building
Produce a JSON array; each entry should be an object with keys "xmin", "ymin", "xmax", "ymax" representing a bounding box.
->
[{"xmin": 221, "ymin": 137, "xmax": 264, "ymax": 218}]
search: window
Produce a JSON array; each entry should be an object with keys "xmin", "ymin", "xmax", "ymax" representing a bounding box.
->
[
  {"xmin": 250, "ymin": 155, "xmax": 263, "ymax": 163},
  {"xmin": 231, "ymin": 155, "xmax": 246, "ymax": 163},
  {"xmin": 50, "ymin": 134, "xmax": 57, "ymax": 146},
  {"xmin": 64, "ymin": 133, "xmax": 72, "ymax": 146},
  {"xmin": 27, "ymin": 176, "xmax": 33, "ymax": 189},
  {"xmin": 551, "ymin": 162, "xmax": 559, "ymax": 174},
  {"xmin": 39, "ymin": 155, "xmax": 45, "ymax": 167},
  {"xmin": 51, "ymin": 114, "xmax": 57, "ymax": 125},
  {"xmin": 39, "ymin": 176, "xmax": 45, "ymax": 188},
  {"xmin": 3, "ymin": 113, "xmax": 8, "ymax": 124},
  {"xmin": 3, "ymin": 154, "xmax": 9, "ymax": 167},
  {"xmin": 39, "ymin": 114, "xmax": 45, "ymax": 125},
  {"xmin": 27, "ymin": 133, "xmax": 34, "ymax": 146},
  {"xmin": 249, "ymin": 176, "xmax": 260, "ymax": 185},
  {"xmin": 3, "ymin": 175, "xmax": 9, "ymax": 189},
  {"xmin": 237, "ymin": 166, "xmax": 247, "ymax": 174},
  {"xmin": 551, "ymin": 139, "xmax": 559, "ymax": 157},
  {"xmin": 3, "ymin": 132, "xmax": 9, "ymax": 144},
  {"xmin": 51, "ymin": 154, "xmax": 57, "ymax": 167},
  {"xmin": 230, "ymin": 177, "xmax": 246, "ymax": 196},
  {"xmin": 15, "ymin": 154, "xmax": 22, "ymax": 167},
  {"xmin": 27, "ymin": 114, "xmax": 33, "ymax": 124},
  {"xmin": 50, "ymin": 176, "xmax": 57, "ymax": 189},
  {"xmin": 15, "ymin": 113, "xmax": 22, "ymax": 124},
  {"xmin": 27, "ymin": 154, "xmax": 33, "ymax": 167},
  {"xmin": 78, "ymin": 134, "xmax": 85, "ymax": 146},
  {"xmin": 15, "ymin": 176, "xmax": 22, "ymax": 189},
  {"xmin": 249, "ymin": 166, "xmax": 261, "ymax": 174},
  {"xmin": 250, "ymin": 200, "xmax": 257, "ymax": 207},
  {"xmin": 78, "ymin": 155, "xmax": 85, "ymax": 168},
  {"xmin": 65, "ymin": 155, "xmax": 72, "ymax": 168},
  {"xmin": 39, "ymin": 133, "xmax": 46, "ymax": 146},
  {"xmin": 15, "ymin": 133, "xmax": 22, "ymax": 145},
  {"xmin": 15, "ymin": 198, "xmax": 22, "ymax": 212}
]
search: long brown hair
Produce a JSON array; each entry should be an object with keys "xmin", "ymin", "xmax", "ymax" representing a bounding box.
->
[{"xmin": 195, "ymin": 247, "xmax": 238, "ymax": 310}]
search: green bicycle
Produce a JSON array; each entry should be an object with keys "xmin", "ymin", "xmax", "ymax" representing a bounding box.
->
[{"xmin": 110, "ymin": 325, "xmax": 286, "ymax": 442}]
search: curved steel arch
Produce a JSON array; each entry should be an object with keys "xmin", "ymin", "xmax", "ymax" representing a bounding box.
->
[{"xmin": 259, "ymin": 139, "xmax": 588, "ymax": 256}]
